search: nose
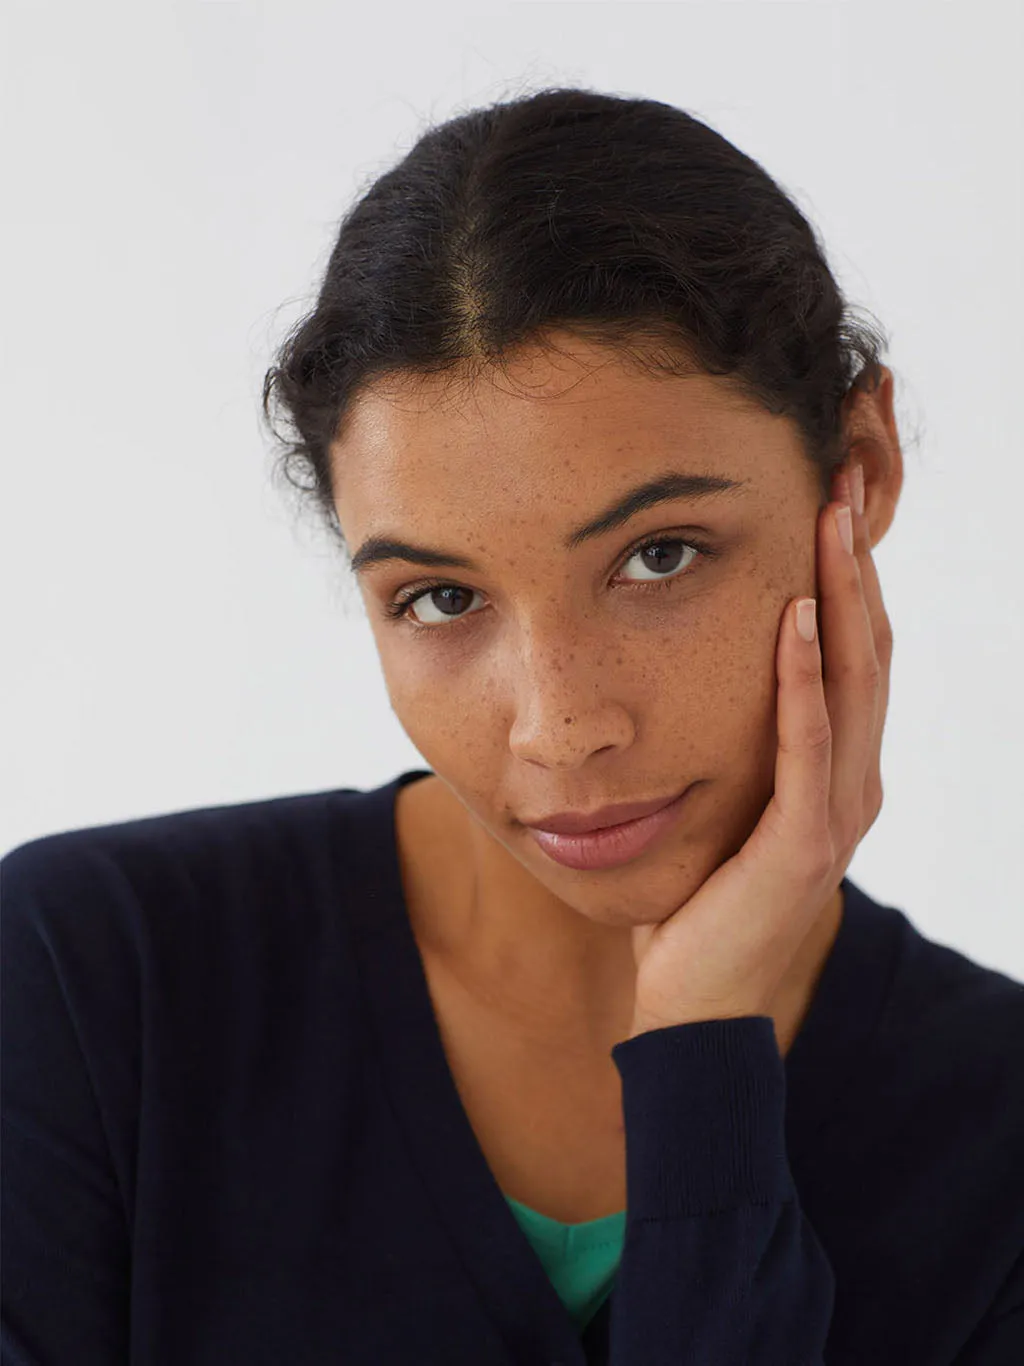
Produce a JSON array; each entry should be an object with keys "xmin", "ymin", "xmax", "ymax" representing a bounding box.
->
[{"xmin": 505, "ymin": 635, "xmax": 636, "ymax": 768}]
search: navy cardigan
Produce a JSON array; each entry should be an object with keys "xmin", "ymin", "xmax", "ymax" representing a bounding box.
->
[{"xmin": 3, "ymin": 767, "xmax": 1024, "ymax": 1364}]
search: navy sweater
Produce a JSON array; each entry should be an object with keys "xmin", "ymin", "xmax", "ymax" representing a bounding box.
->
[{"xmin": 3, "ymin": 767, "xmax": 1024, "ymax": 1365}]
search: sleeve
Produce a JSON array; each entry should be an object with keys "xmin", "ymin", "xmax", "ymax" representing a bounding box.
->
[
  {"xmin": 1, "ymin": 839, "xmax": 132, "ymax": 1366},
  {"xmin": 951, "ymin": 1251, "xmax": 1024, "ymax": 1365},
  {"xmin": 608, "ymin": 1015, "xmax": 835, "ymax": 1365}
]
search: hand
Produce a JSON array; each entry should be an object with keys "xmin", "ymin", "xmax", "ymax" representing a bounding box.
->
[{"xmin": 628, "ymin": 462, "xmax": 892, "ymax": 1042}]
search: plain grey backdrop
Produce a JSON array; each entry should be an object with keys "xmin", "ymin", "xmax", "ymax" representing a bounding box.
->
[{"xmin": 3, "ymin": 0, "xmax": 1022, "ymax": 979}]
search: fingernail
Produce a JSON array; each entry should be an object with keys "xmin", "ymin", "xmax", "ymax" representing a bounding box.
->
[
  {"xmin": 836, "ymin": 505, "xmax": 854, "ymax": 554},
  {"xmin": 851, "ymin": 463, "xmax": 865, "ymax": 517},
  {"xmin": 797, "ymin": 598, "xmax": 817, "ymax": 642}
]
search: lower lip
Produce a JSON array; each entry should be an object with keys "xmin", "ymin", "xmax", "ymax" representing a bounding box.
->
[{"xmin": 526, "ymin": 785, "xmax": 694, "ymax": 871}]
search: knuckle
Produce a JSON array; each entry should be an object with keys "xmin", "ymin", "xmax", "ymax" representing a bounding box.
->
[
  {"xmin": 805, "ymin": 720, "xmax": 833, "ymax": 756},
  {"xmin": 797, "ymin": 658, "xmax": 824, "ymax": 689},
  {"xmin": 779, "ymin": 720, "xmax": 831, "ymax": 760}
]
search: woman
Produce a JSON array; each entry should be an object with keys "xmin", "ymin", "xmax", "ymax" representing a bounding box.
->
[{"xmin": 3, "ymin": 88, "xmax": 1022, "ymax": 1365}]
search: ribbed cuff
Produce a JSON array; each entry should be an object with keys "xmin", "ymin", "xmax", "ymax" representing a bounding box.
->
[{"xmin": 610, "ymin": 1016, "xmax": 794, "ymax": 1220}]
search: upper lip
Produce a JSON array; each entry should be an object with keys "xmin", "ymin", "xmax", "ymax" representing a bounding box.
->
[{"xmin": 522, "ymin": 787, "xmax": 687, "ymax": 835}]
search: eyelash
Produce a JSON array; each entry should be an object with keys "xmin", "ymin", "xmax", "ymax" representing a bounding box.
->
[{"xmin": 381, "ymin": 530, "xmax": 721, "ymax": 630}]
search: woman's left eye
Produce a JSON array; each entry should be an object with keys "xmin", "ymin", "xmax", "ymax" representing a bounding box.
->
[{"xmin": 384, "ymin": 533, "xmax": 719, "ymax": 629}]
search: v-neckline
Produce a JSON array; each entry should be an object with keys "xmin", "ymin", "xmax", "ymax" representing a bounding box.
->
[{"xmin": 333, "ymin": 768, "xmax": 902, "ymax": 1364}]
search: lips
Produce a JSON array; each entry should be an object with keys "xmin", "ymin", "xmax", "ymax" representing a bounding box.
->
[{"xmin": 522, "ymin": 788, "xmax": 687, "ymax": 835}]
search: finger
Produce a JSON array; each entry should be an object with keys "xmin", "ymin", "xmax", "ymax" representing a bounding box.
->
[
  {"xmin": 845, "ymin": 465, "xmax": 893, "ymax": 679},
  {"xmin": 819, "ymin": 482, "xmax": 881, "ymax": 857},
  {"xmin": 759, "ymin": 593, "xmax": 833, "ymax": 881},
  {"xmin": 847, "ymin": 467, "xmax": 894, "ymax": 830}
]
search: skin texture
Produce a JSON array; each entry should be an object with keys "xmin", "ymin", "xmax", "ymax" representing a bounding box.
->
[{"xmin": 331, "ymin": 331, "xmax": 904, "ymax": 1061}]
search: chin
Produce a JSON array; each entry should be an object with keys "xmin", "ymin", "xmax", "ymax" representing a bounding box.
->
[{"xmin": 551, "ymin": 848, "xmax": 723, "ymax": 930}]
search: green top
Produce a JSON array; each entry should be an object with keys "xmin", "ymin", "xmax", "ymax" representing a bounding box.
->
[{"xmin": 504, "ymin": 1194, "xmax": 626, "ymax": 1332}]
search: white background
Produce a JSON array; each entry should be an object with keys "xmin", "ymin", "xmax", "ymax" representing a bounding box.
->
[{"xmin": 3, "ymin": 0, "xmax": 1022, "ymax": 980}]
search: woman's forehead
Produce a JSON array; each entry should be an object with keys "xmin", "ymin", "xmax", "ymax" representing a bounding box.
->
[{"xmin": 332, "ymin": 356, "xmax": 783, "ymax": 500}]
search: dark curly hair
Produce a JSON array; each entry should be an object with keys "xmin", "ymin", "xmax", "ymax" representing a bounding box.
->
[{"xmin": 262, "ymin": 86, "xmax": 890, "ymax": 558}]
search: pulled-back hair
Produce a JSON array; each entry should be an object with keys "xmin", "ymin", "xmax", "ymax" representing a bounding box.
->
[{"xmin": 262, "ymin": 86, "xmax": 889, "ymax": 557}]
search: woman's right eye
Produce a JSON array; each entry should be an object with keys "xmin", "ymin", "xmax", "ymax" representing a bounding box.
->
[{"xmin": 388, "ymin": 584, "xmax": 483, "ymax": 627}]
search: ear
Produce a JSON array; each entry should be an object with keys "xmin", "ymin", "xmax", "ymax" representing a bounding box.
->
[{"xmin": 839, "ymin": 367, "xmax": 904, "ymax": 549}]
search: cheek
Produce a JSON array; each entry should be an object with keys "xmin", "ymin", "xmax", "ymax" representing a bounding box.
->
[
  {"xmin": 663, "ymin": 587, "xmax": 780, "ymax": 717},
  {"xmin": 374, "ymin": 622, "xmax": 480, "ymax": 701},
  {"xmin": 378, "ymin": 649, "xmax": 498, "ymax": 773},
  {"xmin": 653, "ymin": 611, "xmax": 781, "ymax": 860},
  {"xmin": 649, "ymin": 590, "xmax": 781, "ymax": 802}
]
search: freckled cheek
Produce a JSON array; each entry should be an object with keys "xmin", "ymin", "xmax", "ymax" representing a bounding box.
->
[
  {"xmin": 375, "ymin": 638, "xmax": 495, "ymax": 760},
  {"xmin": 636, "ymin": 578, "xmax": 782, "ymax": 739},
  {"xmin": 664, "ymin": 611, "xmax": 776, "ymax": 723},
  {"xmin": 705, "ymin": 650, "xmax": 786, "ymax": 802}
]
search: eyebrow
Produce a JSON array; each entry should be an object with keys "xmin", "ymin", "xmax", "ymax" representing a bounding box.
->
[{"xmin": 349, "ymin": 469, "xmax": 749, "ymax": 576}]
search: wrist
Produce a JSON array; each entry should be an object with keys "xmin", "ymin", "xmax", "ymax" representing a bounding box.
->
[{"xmin": 627, "ymin": 1007, "xmax": 766, "ymax": 1040}]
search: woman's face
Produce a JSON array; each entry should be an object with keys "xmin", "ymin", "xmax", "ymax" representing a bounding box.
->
[{"xmin": 331, "ymin": 334, "xmax": 837, "ymax": 930}]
